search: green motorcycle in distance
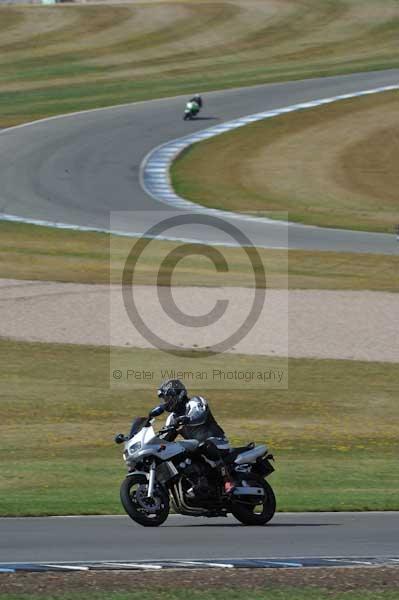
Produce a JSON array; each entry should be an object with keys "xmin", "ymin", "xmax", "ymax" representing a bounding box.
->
[{"xmin": 183, "ymin": 100, "xmax": 200, "ymax": 120}]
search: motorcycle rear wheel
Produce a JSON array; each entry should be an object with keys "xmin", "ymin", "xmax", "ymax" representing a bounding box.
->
[
  {"xmin": 120, "ymin": 475, "xmax": 170, "ymax": 527},
  {"xmin": 231, "ymin": 478, "xmax": 276, "ymax": 526}
]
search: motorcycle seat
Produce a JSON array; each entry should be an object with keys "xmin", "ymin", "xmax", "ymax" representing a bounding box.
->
[
  {"xmin": 220, "ymin": 442, "xmax": 255, "ymax": 462},
  {"xmin": 179, "ymin": 439, "xmax": 200, "ymax": 452},
  {"xmin": 232, "ymin": 442, "xmax": 255, "ymax": 454}
]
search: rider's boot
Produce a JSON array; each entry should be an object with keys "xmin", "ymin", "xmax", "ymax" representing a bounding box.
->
[{"xmin": 220, "ymin": 463, "xmax": 235, "ymax": 495}]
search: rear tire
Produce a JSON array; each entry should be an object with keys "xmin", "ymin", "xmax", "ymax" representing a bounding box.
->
[
  {"xmin": 231, "ymin": 478, "xmax": 276, "ymax": 526},
  {"xmin": 120, "ymin": 475, "xmax": 170, "ymax": 527}
]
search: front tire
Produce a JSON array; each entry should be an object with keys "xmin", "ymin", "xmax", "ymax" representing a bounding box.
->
[
  {"xmin": 120, "ymin": 475, "xmax": 170, "ymax": 527},
  {"xmin": 231, "ymin": 478, "xmax": 276, "ymax": 526}
]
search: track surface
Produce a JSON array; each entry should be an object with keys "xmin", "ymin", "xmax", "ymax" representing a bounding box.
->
[
  {"xmin": 2, "ymin": 513, "xmax": 399, "ymax": 563},
  {"xmin": 1, "ymin": 70, "xmax": 399, "ymax": 253}
]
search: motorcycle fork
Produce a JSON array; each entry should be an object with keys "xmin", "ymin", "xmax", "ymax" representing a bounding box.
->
[{"xmin": 147, "ymin": 460, "xmax": 156, "ymax": 498}]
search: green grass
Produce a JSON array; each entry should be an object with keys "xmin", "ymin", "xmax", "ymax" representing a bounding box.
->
[
  {"xmin": 1, "ymin": 339, "xmax": 398, "ymax": 515},
  {"xmin": 1, "ymin": 221, "xmax": 399, "ymax": 291},
  {"xmin": 1, "ymin": 591, "xmax": 399, "ymax": 600},
  {"xmin": 171, "ymin": 91, "xmax": 399, "ymax": 233},
  {"xmin": 1, "ymin": 1, "xmax": 399, "ymax": 127}
]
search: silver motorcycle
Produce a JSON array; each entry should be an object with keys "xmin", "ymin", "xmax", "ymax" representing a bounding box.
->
[{"xmin": 115, "ymin": 407, "xmax": 276, "ymax": 527}]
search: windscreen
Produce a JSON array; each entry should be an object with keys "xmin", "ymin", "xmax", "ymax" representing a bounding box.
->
[{"xmin": 129, "ymin": 416, "xmax": 147, "ymax": 438}]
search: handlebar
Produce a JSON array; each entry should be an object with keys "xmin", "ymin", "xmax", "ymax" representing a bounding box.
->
[
  {"xmin": 157, "ymin": 424, "xmax": 177, "ymax": 437},
  {"xmin": 157, "ymin": 416, "xmax": 188, "ymax": 436},
  {"xmin": 115, "ymin": 411, "xmax": 187, "ymax": 445}
]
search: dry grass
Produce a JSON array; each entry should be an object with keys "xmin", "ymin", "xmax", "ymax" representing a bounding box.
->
[
  {"xmin": 0, "ymin": 565, "xmax": 399, "ymax": 600},
  {"xmin": 172, "ymin": 90, "xmax": 399, "ymax": 233},
  {"xmin": 1, "ymin": 221, "xmax": 398, "ymax": 290},
  {"xmin": 2, "ymin": 569, "xmax": 399, "ymax": 597},
  {"xmin": 0, "ymin": 581, "xmax": 399, "ymax": 600},
  {"xmin": 0, "ymin": 0, "xmax": 399, "ymax": 126}
]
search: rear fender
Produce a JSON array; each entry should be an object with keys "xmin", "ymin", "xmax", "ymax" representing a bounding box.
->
[{"xmin": 256, "ymin": 458, "xmax": 275, "ymax": 477}]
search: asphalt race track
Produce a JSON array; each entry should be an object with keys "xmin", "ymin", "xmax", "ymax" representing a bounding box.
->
[
  {"xmin": 2, "ymin": 513, "xmax": 399, "ymax": 564},
  {"xmin": 1, "ymin": 69, "xmax": 399, "ymax": 253}
]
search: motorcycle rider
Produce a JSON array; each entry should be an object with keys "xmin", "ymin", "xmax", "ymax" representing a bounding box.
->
[
  {"xmin": 156, "ymin": 379, "xmax": 235, "ymax": 494},
  {"xmin": 189, "ymin": 93, "xmax": 203, "ymax": 109}
]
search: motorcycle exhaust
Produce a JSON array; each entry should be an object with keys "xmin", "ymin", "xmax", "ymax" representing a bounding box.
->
[
  {"xmin": 232, "ymin": 486, "xmax": 264, "ymax": 496},
  {"xmin": 177, "ymin": 478, "xmax": 206, "ymax": 514}
]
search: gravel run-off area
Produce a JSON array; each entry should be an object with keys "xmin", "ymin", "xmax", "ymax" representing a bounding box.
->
[{"xmin": 1, "ymin": 279, "xmax": 398, "ymax": 362}]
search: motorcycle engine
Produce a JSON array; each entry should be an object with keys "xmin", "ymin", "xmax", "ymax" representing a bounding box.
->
[{"xmin": 182, "ymin": 463, "xmax": 216, "ymax": 502}]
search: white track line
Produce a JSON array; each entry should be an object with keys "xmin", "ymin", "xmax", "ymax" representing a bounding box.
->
[
  {"xmin": 101, "ymin": 562, "xmax": 162, "ymax": 570},
  {"xmin": 0, "ymin": 212, "xmax": 258, "ymax": 247},
  {"xmin": 177, "ymin": 560, "xmax": 234, "ymax": 568},
  {"xmin": 42, "ymin": 564, "xmax": 89, "ymax": 571},
  {"xmin": 0, "ymin": 92, "xmax": 192, "ymax": 135},
  {"xmin": 2, "ymin": 555, "xmax": 398, "ymax": 568}
]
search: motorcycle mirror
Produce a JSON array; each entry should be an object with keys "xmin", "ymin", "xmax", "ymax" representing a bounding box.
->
[{"xmin": 149, "ymin": 405, "xmax": 165, "ymax": 418}]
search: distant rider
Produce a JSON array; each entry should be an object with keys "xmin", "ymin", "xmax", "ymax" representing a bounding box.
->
[{"xmin": 189, "ymin": 94, "xmax": 203, "ymax": 108}]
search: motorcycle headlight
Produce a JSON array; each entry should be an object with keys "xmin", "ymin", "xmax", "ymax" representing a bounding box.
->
[{"xmin": 128, "ymin": 441, "xmax": 141, "ymax": 455}]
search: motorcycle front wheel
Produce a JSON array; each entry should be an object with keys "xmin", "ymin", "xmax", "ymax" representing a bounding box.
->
[
  {"xmin": 231, "ymin": 478, "xmax": 276, "ymax": 526},
  {"xmin": 120, "ymin": 475, "xmax": 170, "ymax": 527}
]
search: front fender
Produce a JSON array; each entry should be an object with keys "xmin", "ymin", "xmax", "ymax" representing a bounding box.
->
[{"xmin": 126, "ymin": 471, "xmax": 149, "ymax": 480}]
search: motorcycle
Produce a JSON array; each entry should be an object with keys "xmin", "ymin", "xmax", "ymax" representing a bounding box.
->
[
  {"xmin": 115, "ymin": 406, "xmax": 276, "ymax": 527},
  {"xmin": 183, "ymin": 100, "xmax": 200, "ymax": 120}
]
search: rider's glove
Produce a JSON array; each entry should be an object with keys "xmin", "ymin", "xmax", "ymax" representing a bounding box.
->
[
  {"xmin": 176, "ymin": 416, "xmax": 190, "ymax": 427},
  {"xmin": 114, "ymin": 433, "xmax": 127, "ymax": 444}
]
